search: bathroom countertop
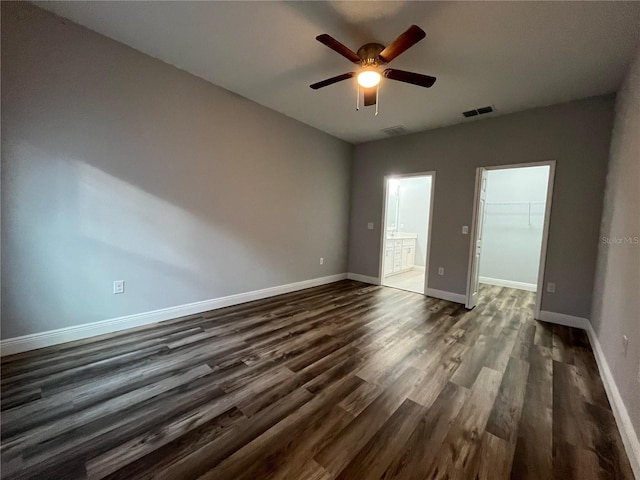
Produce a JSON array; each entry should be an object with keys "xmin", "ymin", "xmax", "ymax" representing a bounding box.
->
[{"xmin": 386, "ymin": 233, "xmax": 418, "ymax": 240}]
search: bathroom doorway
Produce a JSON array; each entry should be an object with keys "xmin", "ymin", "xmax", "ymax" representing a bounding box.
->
[{"xmin": 380, "ymin": 173, "xmax": 434, "ymax": 294}]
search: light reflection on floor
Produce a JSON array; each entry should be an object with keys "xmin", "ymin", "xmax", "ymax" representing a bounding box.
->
[{"xmin": 383, "ymin": 269, "xmax": 425, "ymax": 294}]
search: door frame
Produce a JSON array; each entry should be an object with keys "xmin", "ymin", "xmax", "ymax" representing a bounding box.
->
[
  {"xmin": 466, "ymin": 169, "xmax": 489, "ymax": 309},
  {"xmin": 378, "ymin": 171, "xmax": 436, "ymax": 295},
  {"xmin": 464, "ymin": 160, "xmax": 556, "ymax": 317}
]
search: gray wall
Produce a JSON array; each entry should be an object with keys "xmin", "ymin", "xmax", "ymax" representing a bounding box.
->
[
  {"xmin": 591, "ymin": 45, "xmax": 640, "ymax": 439},
  {"xmin": 1, "ymin": 2, "xmax": 352, "ymax": 339},
  {"xmin": 348, "ymin": 96, "xmax": 615, "ymax": 318}
]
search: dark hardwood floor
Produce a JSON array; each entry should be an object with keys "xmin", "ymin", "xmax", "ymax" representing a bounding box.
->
[{"xmin": 0, "ymin": 281, "xmax": 633, "ymax": 479}]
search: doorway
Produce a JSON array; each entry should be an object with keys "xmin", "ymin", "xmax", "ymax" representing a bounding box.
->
[
  {"xmin": 380, "ymin": 173, "xmax": 434, "ymax": 294},
  {"xmin": 466, "ymin": 162, "xmax": 555, "ymax": 316}
]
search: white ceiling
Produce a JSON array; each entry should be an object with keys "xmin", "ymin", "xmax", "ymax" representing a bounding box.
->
[{"xmin": 35, "ymin": 1, "xmax": 640, "ymax": 144}]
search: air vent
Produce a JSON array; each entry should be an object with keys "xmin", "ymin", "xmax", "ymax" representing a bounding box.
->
[
  {"xmin": 381, "ymin": 125, "xmax": 409, "ymax": 136},
  {"xmin": 463, "ymin": 105, "xmax": 494, "ymax": 118}
]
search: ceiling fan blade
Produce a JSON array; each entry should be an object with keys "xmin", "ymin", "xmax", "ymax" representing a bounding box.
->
[
  {"xmin": 363, "ymin": 86, "xmax": 377, "ymax": 106},
  {"xmin": 384, "ymin": 69, "xmax": 436, "ymax": 88},
  {"xmin": 310, "ymin": 72, "xmax": 355, "ymax": 90},
  {"xmin": 379, "ymin": 25, "xmax": 426, "ymax": 63},
  {"xmin": 316, "ymin": 34, "xmax": 361, "ymax": 63}
]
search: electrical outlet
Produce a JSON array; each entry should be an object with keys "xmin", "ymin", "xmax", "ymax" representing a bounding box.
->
[
  {"xmin": 367, "ymin": 222, "xmax": 374, "ymax": 230},
  {"xmin": 113, "ymin": 280, "xmax": 124, "ymax": 294},
  {"xmin": 546, "ymin": 282, "xmax": 556, "ymax": 293},
  {"xmin": 438, "ymin": 267, "xmax": 445, "ymax": 276},
  {"xmin": 462, "ymin": 226, "xmax": 469, "ymax": 234},
  {"xmin": 320, "ymin": 257, "xmax": 324, "ymax": 265},
  {"xmin": 622, "ymin": 335, "xmax": 629, "ymax": 356}
]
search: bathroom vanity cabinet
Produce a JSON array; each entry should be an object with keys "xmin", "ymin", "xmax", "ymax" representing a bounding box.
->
[{"xmin": 384, "ymin": 234, "xmax": 417, "ymax": 277}]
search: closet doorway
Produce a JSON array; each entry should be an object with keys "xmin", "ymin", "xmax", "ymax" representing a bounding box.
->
[
  {"xmin": 379, "ymin": 173, "xmax": 435, "ymax": 295},
  {"xmin": 466, "ymin": 161, "xmax": 555, "ymax": 316}
]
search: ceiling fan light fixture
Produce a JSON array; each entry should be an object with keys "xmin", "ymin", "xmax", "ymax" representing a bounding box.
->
[
  {"xmin": 357, "ymin": 70, "xmax": 381, "ymax": 88},
  {"xmin": 311, "ymin": 25, "xmax": 434, "ymax": 110}
]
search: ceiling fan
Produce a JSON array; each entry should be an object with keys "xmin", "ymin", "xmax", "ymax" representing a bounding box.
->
[{"xmin": 310, "ymin": 25, "xmax": 436, "ymax": 111}]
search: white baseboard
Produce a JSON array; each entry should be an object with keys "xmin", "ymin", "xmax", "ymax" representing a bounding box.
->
[
  {"xmin": 479, "ymin": 276, "xmax": 537, "ymax": 292},
  {"xmin": 537, "ymin": 310, "xmax": 590, "ymax": 330},
  {"xmin": 425, "ymin": 288, "xmax": 466, "ymax": 304},
  {"xmin": 586, "ymin": 324, "xmax": 640, "ymax": 479},
  {"xmin": 0, "ymin": 273, "xmax": 348, "ymax": 356},
  {"xmin": 347, "ymin": 273, "xmax": 380, "ymax": 285},
  {"xmin": 411, "ymin": 265, "xmax": 426, "ymax": 272}
]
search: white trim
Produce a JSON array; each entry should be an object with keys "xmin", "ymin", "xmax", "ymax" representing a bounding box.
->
[
  {"xmin": 0, "ymin": 273, "xmax": 347, "ymax": 356},
  {"xmin": 586, "ymin": 324, "xmax": 640, "ymax": 479},
  {"xmin": 425, "ymin": 288, "xmax": 467, "ymax": 304},
  {"xmin": 423, "ymin": 174, "xmax": 436, "ymax": 296},
  {"xmin": 465, "ymin": 160, "xmax": 556, "ymax": 317},
  {"xmin": 411, "ymin": 265, "xmax": 426, "ymax": 272},
  {"xmin": 347, "ymin": 273, "xmax": 380, "ymax": 285},
  {"xmin": 535, "ymin": 162, "xmax": 556, "ymax": 318},
  {"xmin": 537, "ymin": 310, "xmax": 590, "ymax": 330},
  {"xmin": 379, "ymin": 171, "xmax": 436, "ymax": 295},
  {"xmin": 465, "ymin": 167, "xmax": 484, "ymax": 308},
  {"xmin": 479, "ymin": 276, "xmax": 537, "ymax": 292}
]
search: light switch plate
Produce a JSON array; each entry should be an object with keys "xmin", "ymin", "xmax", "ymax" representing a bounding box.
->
[
  {"xmin": 367, "ymin": 222, "xmax": 374, "ymax": 230},
  {"xmin": 546, "ymin": 282, "xmax": 556, "ymax": 293},
  {"xmin": 462, "ymin": 226, "xmax": 469, "ymax": 234}
]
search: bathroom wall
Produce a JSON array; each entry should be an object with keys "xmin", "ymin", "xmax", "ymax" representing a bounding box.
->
[{"xmin": 397, "ymin": 177, "xmax": 432, "ymax": 267}]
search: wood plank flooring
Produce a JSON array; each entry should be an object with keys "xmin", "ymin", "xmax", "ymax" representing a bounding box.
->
[{"xmin": 0, "ymin": 281, "xmax": 634, "ymax": 479}]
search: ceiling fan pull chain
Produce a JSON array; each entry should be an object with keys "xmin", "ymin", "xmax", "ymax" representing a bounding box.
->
[
  {"xmin": 375, "ymin": 84, "xmax": 380, "ymax": 116},
  {"xmin": 356, "ymin": 82, "xmax": 360, "ymax": 111}
]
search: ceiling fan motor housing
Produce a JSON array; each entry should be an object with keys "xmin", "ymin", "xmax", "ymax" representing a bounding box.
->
[{"xmin": 357, "ymin": 43, "xmax": 386, "ymax": 66}]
